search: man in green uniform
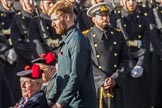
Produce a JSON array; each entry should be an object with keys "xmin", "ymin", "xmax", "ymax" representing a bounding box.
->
[{"xmin": 47, "ymin": 1, "xmax": 97, "ymax": 108}]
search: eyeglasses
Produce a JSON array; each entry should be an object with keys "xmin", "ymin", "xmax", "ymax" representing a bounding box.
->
[
  {"xmin": 20, "ymin": 79, "xmax": 32, "ymax": 86},
  {"xmin": 41, "ymin": 66, "xmax": 53, "ymax": 73},
  {"xmin": 20, "ymin": 78, "xmax": 36, "ymax": 86}
]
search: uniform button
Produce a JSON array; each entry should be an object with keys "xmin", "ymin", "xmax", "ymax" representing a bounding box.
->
[
  {"xmin": 144, "ymin": 12, "xmax": 148, "ymax": 16},
  {"xmin": 117, "ymin": 10, "xmax": 121, "ymax": 14},
  {"xmin": 46, "ymin": 26, "xmax": 49, "ymax": 30},
  {"xmin": 138, "ymin": 35, "xmax": 141, "ymax": 39},
  {"xmin": 1, "ymin": 13, "xmax": 3, "ymax": 16},
  {"xmin": 96, "ymin": 54, "xmax": 100, "ymax": 58},
  {"xmin": 1, "ymin": 22, "xmax": 4, "ymax": 25},
  {"xmin": 124, "ymin": 24, "xmax": 126, "ymax": 27},
  {"xmin": 114, "ymin": 64, "xmax": 117, "ymax": 68},
  {"xmin": 18, "ymin": 38, "xmax": 22, "ymax": 41},
  {"xmin": 94, "ymin": 43, "xmax": 98, "ymax": 47},
  {"xmin": 111, "ymin": 31, "xmax": 114, "ymax": 35},
  {"xmin": 114, "ymin": 53, "xmax": 118, "ymax": 56},
  {"xmin": 113, "ymin": 41, "xmax": 117, "ymax": 45},
  {"xmin": 142, "ymin": 4, "xmax": 146, "ymax": 7},
  {"xmin": 98, "ymin": 66, "xmax": 102, "ymax": 69},
  {"xmin": 22, "ymin": 16, "xmax": 25, "ymax": 19},
  {"xmin": 24, "ymin": 31, "xmax": 27, "ymax": 34},
  {"xmin": 93, "ymin": 34, "xmax": 96, "ymax": 38},
  {"xmin": 137, "ymin": 15, "xmax": 139, "ymax": 18},
  {"xmin": 139, "ymin": 24, "xmax": 142, "ymax": 28},
  {"xmin": 121, "ymin": 15, "xmax": 124, "ymax": 18}
]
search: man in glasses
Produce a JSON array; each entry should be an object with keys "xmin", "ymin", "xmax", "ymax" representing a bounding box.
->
[{"xmin": 16, "ymin": 64, "xmax": 49, "ymax": 108}]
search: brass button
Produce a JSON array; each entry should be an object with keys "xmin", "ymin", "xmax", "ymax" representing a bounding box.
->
[
  {"xmin": 94, "ymin": 43, "xmax": 98, "ymax": 47},
  {"xmin": 93, "ymin": 34, "xmax": 96, "ymax": 38},
  {"xmin": 137, "ymin": 15, "xmax": 139, "ymax": 18},
  {"xmin": 1, "ymin": 13, "xmax": 3, "ymax": 16},
  {"xmin": 98, "ymin": 66, "xmax": 102, "ymax": 69},
  {"xmin": 24, "ymin": 31, "xmax": 27, "ymax": 34},
  {"xmin": 114, "ymin": 53, "xmax": 118, "ymax": 56},
  {"xmin": 96, "ymin": 55, "xmax": 100, "ymax": 58},
  {"xmin": 1, "ymin": 22, "xmax": 4, "ymax": 25},
  {"xmin": 46, "ymin": 26, "xmax": 49, "ymax": 30},
  {"xmin": 113, "ymin": 41, "xmax": 117, "ymax": 45},
  {"xmin": 139, "ymin": 24, "xmax": 142, "ymax": 28},
  {"xmin": 142, "ymin": 4, "xmax": 146, "ymax": 7},
  {"xmin": 111, "ymin": 31, "xmax": 114, "ymax": 35},
  {"xmin": 114, "ymin": 64, "xmax": 117, "ymax": 68},
  {"xmin": 144, "ymin": 12, "xmax": 148, "ymax": 16},
  {"xmin": 22, "ymin": 16, "xmax": 25, "ymax": 19},
  {"xmin": 117, "ymin": 10, "xmax": 121, "ymax": 14},
  {"xmin": 124, "ymin": 24, "xmax": 126, "ymax": 27},
  {"xmin": 138, "ymin": 35, "xmax": 141, "ymax": 39}
]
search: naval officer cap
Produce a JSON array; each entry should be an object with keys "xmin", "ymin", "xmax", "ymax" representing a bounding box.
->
[{"xmin": 87, "ymin": 2, "xmax": 112, "ymax": 17}]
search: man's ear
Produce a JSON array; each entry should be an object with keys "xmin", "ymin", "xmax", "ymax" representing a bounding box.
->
[
  {"xmin": 64, "ymin": 14, "xmax": 69, "ymax": 21},
  {"xmin": 120, "ymin": 0, "xmax": 124, "ymax": 7},
  {"xmin": 92, "ymin": 17, "xmax": 96, "ymax": 23},
  {"xmin": 39, "ymin": 1, "xmax": 43, "ymax": 10},
  {"xmin": 19, "ymin": 0, "xmax": 23, "ymax": 5}
]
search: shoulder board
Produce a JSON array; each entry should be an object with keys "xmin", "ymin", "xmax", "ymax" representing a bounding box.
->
[{"xmin": 82, "ymin": 29, "xmax": 90, "ymax": 35}]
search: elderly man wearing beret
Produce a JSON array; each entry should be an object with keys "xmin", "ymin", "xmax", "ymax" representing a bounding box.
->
[
  {"xmin": 32, "ymin": 52, "xmax": 57, "ymax": 99},
  {"xmin": 15, "ymin": 64, "xmax": 49, "ymax": 108}
]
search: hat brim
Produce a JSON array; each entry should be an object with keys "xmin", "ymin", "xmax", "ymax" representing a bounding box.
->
[
  {"xmin": 31, "ymin": 58, "xmax": 45, "ymax": 64},
  {"xmin": 17, "ymin": 69, "xmax": 32, "ymax": 77}
]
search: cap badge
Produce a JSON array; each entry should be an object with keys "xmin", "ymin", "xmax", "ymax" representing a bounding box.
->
[{"xmin": 100, "ymin": 5, "xmax": 108, "ymax": 12}]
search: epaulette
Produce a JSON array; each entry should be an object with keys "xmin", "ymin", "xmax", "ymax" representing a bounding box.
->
[{"xmin": 82, "ymin": 29, "xmax": 89, "ymax": 35}]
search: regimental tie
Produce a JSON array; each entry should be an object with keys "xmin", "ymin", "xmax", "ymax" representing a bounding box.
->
[{"xmin": 15, "ymin": 98, "xmax": 27, "ymax": 108}]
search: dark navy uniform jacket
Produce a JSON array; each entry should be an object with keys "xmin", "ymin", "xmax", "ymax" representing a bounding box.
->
[
  {"xmin": 85, "ymin": 25, "xmax": 130, "ymax": 90},
  {"xmin": 17, "ymin": 90, "xmax": 49, "ymax": 108},
  {"xmin": 0, "ymin": 6, "xmax": 13, "ymax": 29},
  {"xmin": 11, "ymin": 10, "xmax": 34, "ymax": 102},
  {"xmin": 11, "ymin": 10, "xmax": 34, "ymax": 63},
  {"xmin": 0, "ymin": 5, "xmax": 15, "ymax": 108},
  {"xmin": 48, "ymin": 25, "xmax": 97, "ymax": 108},
  {"xmin": 148, "ymin": 5, "xmax": 162, "ymax": 107},
  {"xmin": 111, "ymin": 8, "xmax": 151, "ymax": 69},
  {"xmin": 110, "ymin": 8, "xmax": 152, "ymax": 108},
  {"xmin": 85, "ymin": 25, "xmax": 130, "ymax": 108},
  {"xmin": 29, "ymin": 12, "xmax": 61, "ymax": 58},
  {"xmin": 0, "ymin": 6, "xmax": 13, "ymax": 55}
]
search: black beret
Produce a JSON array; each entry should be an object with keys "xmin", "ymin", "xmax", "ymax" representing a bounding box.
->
[
  {"xmin": 17, "ymin": 64, "xmax": 42, "ymax": 79},
  {"xmin": 31, "ymin": 52, "xmax": 57, "ymax": 66}
]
